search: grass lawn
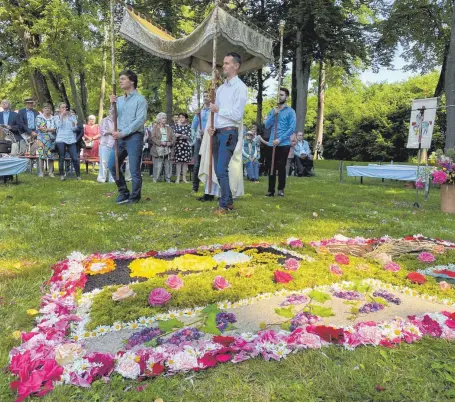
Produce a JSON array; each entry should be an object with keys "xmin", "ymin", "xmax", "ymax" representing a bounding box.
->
[{"xmin": 1, "ymin": 160, "xmax": 455, "ymax": 401}]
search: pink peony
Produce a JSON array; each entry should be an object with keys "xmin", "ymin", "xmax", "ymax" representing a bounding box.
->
[
  {"xmin": 213, "ymin": 276, "xmax": 230, "ymax": 290},
  {"xmin": 165, "ymin": 275, "xmax": 184, "ymax": 290},
  {"xmin": 330, "ymin": 264, "xmax": 344, "ymax": 276},
  {"xmin": 284, "ymin": 258, "xmax": 300, "ymax": 271},
  {"xmin": 439, "ymin": 281, "xmax": 452, "ymax": 291},
  {"xmin": 286, "ymin": 237, "xmax": 303, "ymax": 248},
  {"xmin": 432, "ymin": 170, "xmax": 448, "ymax": 185},
  {"xmin": 383, "ymin": 262, "xmax": 401, "ymax": 272},
  {"xmin": 417, "ymin": 252, "xmax": 436, "ymax": 263},
  {"xmin": 335, "ymin": 254, "xmax": 350, "ymax": 265},
  {"xmin": 148, "ymin": 288, "xmax": 172, "ymax": 307}
]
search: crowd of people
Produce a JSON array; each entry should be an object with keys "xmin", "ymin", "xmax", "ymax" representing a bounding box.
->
[{"xmin": 0, "ymin": 53, "xmax": 316, "ymax": 212}]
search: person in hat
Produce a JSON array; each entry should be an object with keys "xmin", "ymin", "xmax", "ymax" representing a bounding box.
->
[{"xmin": 17, "ymin": 98, "xmax": 39, "ymax": 155}]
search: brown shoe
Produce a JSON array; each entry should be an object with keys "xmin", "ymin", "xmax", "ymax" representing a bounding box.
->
[
  {"xmin": 214, "ymin": 208, "xmax": 228, "ymax": 215},
  {"xmin": 227, "ymin": 204, "xmax": 235, "ymax": 210}
]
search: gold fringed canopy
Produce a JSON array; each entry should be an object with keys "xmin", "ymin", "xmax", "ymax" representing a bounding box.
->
[{"xmin": 119, "ymin": 6, "xmax": 275, "ymax": 73}]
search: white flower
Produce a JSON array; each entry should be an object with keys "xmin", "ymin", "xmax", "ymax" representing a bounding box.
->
[
  {"xmin": 113, "ymin": 322, "xmax": 124, "ymax": 331},
  {"xmin": 167, "ymin": 350, "xmax": 198, "ymax": 371},
  {"xmin": 68, "ymin": 251, "xmax": 86, "ymax": 262},
  {"xmin": 55, "ymin": 343, "xmax": 85, "ymax": 366},
  {"xmin": 116, "ymin": 353, "xmax": 141, "ymax": 379}
]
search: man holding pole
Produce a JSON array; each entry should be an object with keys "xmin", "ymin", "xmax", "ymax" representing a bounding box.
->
[
  {"xmin": 208, "ymin": 52, "xmax": 248, "ymax": 214},
  {"xmin": 264, "ymin": 87, "xmax": 296, "ymax": 197},
  {"xmin": 109, "ymin": 70, "xmax": 148, "ymax": 204}
]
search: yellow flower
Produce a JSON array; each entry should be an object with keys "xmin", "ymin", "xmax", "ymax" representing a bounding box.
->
[
  {"xmin": 12, "ymin": 330, "xmax": 21, "ymax": 340},
  {"xmin": 84, "ymin": 258, "xmax": 116, "ymax": 276},
  {"xmin": 27, "ymin": 309, "xmax": 39, "ymax": 316},
  {"xmin": 129, "ymin": 258, "xmax": 169, "ymax": 278},
  {"xmin": 134, "ymin": 355, "xmax": 141, "ymax": 363},
  {"xmin": 169, "ymin": 254, "xmax": 217, "ymax": 272}
]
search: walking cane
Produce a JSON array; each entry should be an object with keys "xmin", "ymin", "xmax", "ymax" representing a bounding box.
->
[
  {"xmin": 270, "ymin": 21, "xmax": 285, "ymax": 175},
  {"xmin": 110, "ymin": 0, "xmax": 120, "ymax": 181}
]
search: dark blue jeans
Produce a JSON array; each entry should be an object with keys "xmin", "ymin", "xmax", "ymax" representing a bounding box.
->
[
  {"xmin": 213, "ymin": 129, "xmax": 238, "ymax": 208},
  {"xmin": 192, "ymin": 138, "xmax": 202, "ymax": 191},
  {"xmin": 56, "ymin": 142, "xmax": 80, "ymax": 177},
  {"xmin": 108, "ymin": 132, "xmax": 143, "ymax": 202}
]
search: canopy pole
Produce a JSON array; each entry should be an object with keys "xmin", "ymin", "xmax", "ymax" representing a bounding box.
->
[
  {"xmin": 209, "ymin": 0, "xmax": 220, "ymax": 194},
  {"xmin": 270, "ymin": 21, "xmax": 285, "ymax": 175},
  {"xmin": 110, "ymin": 0, "xmax": 120, "ymax": 180}
]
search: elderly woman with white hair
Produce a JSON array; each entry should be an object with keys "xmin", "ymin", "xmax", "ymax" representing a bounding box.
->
[
  {"xmin": 148, "ymin": 112, "xmax": 175, "ymax": 183},
  {"xmin": 83, "ymin": 114, "xmax": 100, "ymax": 159}
]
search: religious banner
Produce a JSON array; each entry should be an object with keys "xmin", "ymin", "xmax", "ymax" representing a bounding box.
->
[{"xmin": 406, "ymin": 97, "xmax": 439, "ymax": 149}]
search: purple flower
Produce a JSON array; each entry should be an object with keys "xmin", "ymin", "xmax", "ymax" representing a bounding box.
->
[
  {"xmin": 359, "ymin": 302, "xmax": 384, "ymax": 314},
  {"xmin": 332, "ymin": 290, "xmax": 363, "ymax": 300},
  {"xmin": 290, "ymin": 312, "xmax": 320, "ymax": 332},
  {"xmin": 158, "ymin": 327, "xmax": 203, "ymax": 345},
  {"xmin": 280, "ymin": 294, "xmax": 309, "ymax": 307},
  {"xmin": 373, "ymin": 290, "xmax": 401, "ymax": 305},
  {"xmin": 125, "ymin": 327, "xmax": 162, "ymax": 350},
  {"xmin": 216, "ymin": 312, "xmax": 237, "ymax": 332}
]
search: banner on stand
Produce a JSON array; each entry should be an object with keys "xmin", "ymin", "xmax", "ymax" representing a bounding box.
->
[{"xmin": 406, "ymin": 97, "xmax": 439, "ymax": 149}]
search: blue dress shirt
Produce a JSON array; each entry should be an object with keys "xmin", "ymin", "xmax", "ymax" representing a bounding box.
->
[{"xmin": 265, "ymin": 105, "xmax": 296, "ymax": 147}]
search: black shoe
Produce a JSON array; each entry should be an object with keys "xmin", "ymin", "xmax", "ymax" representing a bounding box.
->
[
  {"xmin": 116, "ymin": 194, "xmax": 130, "ymax": 204},
  {"xmin": 197, "ymin": 194, "xmax": 214, "ymax": 202},
  {"xmin": 265, "ymin": 192, "xmax": 274, "ymax": 197},
  {"xmin": 277, "ymin": 190, "xmax": 284, "ymax": 197}
]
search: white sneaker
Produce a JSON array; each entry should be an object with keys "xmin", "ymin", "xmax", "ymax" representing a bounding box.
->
[
  {"xmin": 38, "ymin": 173, "xmax": 44, "ymax": 178},
  {"xmin": 49, "ymin": 172, "xmax": 55, "ymax": 178},
  {"xmin": 97, "ymin": 178, "xmax": 105, "ymax": 183},
  {"xmin": 60, "ymin": 176, "xmax": 65, "ymax": 181}
]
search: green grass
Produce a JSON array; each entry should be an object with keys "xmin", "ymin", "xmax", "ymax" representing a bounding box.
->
[{"xmin": 1, "ymin": 161, "xmax": 455, "ymax": 401}]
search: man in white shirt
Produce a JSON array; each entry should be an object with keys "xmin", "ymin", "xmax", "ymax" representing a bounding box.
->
[
  {"xmin": 208, "ymin": 52, "xmax": 248, "ymax": 214},
  {"xmin": 294, "ymin": 131, "xmax": 314, "ymax": 177}
]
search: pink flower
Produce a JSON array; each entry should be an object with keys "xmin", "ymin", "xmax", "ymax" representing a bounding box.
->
[
  {"xmin": 330, "ymin": 264, "xmax": 343, "ymax": 276},
  {"xmin": 165, "ymin": 275, "xmax": 184, "ymax": 290},
  {"xmin": 335, "ymin": 254, "xmax": 350, "ymax": 265},
  {"xmin": 213, "ymin": 276, "xmax": 230, "ymax": 290},
  {"xmin": 284, "ymin": 258, "xmax": 300, "ymax": 271},
  {"xmin": 286, "ymin": 237, "xmax": 303, "ymax": 248},
  {"xmin": 439, "ymin": 281, "xmax": 452, "ymax": 291},
  {"xmin": 417, "ymin": 252, "xmax": 436, "ymax": 263},
  {"xmin": 274, "ymin": 270, "xmax": 294, "ymax": 283},
  {"xmin": 415, "ymin": 178, "xmax": 425, "ymax": 189},
  {"xmin": 432, "ymin": 170, "xmax": 448, "ymax": 185},
  {"xmin": 383, "ymin": 262, "xmax": 400, "ymax": 272},
  {"xmin": 148, "ymin": 288, "xmax": 172, "ymax": 307}
]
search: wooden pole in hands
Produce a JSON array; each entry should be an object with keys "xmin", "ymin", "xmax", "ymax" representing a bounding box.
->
[
  {"xmin": 270, "ymin": 21, "xmax": 285, "ymax": 175},
  {"xmin": 208, "ymin": 0, "xmax": 220, "ymax": 194},
  {"xmin": 110, "ymin": 0, "xmax": 120, "ymax": 181}
]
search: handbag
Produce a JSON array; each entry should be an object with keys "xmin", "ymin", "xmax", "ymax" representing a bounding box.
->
[{"xmin": 85, "ymin": 139, "xmax": 94, "ymax": 149}]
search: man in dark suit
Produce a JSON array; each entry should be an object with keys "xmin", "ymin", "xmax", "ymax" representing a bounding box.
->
[
  {"xmin": 0, "ymin": 99, "xmax": 22, "ymax": 155},
  {"xmin": 17, "ymin": 98, "xmax": 39, "ymax": 155}
]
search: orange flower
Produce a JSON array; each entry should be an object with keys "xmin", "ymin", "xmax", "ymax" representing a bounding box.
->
[{"xmin": 84, "ymin": 258, "xmax": 116, "ymax": 276}]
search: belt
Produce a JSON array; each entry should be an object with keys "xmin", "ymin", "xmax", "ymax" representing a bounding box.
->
[{"xmin": 215, "ymin": 127, "xmax": 238, "ymax": 133}]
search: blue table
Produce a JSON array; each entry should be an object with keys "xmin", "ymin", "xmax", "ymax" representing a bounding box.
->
[{"xmin": 0, "ymin": 157, "xmax": 29, "ymax": 184}]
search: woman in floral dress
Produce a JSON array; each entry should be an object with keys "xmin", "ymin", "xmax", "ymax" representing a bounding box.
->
[
  {"xmin": 173, "ymin": 113, "xmax": 192, "ymax": 183},
  {"xmin": 36, "ymin": 103, "xmax": 57, "ymax": 177}
]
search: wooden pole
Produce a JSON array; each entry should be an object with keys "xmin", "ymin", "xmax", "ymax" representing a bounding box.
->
[
  {"xmin": 270, "ymin": 21, "xmax": 285, "ymax": 175},
  {"xmin": 110, "ymin": 0, "xmax": 120, "ymax": 180},
  {"xmin": 209, "ymin": 0, "xmax": 220, "ymax": 194}
]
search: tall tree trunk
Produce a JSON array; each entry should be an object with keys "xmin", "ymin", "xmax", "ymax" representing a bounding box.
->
[
  {"xmin": 435, "ymin": 45, "xmax": 448, "ymax": 97},
  {"xmin": 256, "ymin": 68, "xmax": 264, "ymax": 125},
  {"xmin": 291, "ymin": 54, "xmax": 297, "ymax": 111},
  {"xmin": 445, "ymin": 4, "xmax": 455, "ymax": 151},
  {"xmin": 295, "ymin": 28, "xmax": 311, "ymax": 133},
  {"xmin": 313, "ymin": 60, "xmax": 326, "ymax": 159},
  {"xmin": 48, "ymin": 72, "xmax": 70, "ymax": 107},
  {"xmin": 98, "ymin": 24, "xmax": 109, "ymax": 123},
  {"xmin": 66, "ymin": 60, "xmax": 84, "ymax": 125},
  {"xmin": 32, "ymin": 69, "xmax": 53, "ymax": 107},
  {"xmin": 165, "ymin": 60, "xmax": 173, "ymax": 123},
  {"xmin": 80, "ymin": 72, "xmax": 89, "ymax": 120}
]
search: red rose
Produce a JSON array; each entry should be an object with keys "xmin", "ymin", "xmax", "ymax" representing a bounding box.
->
[
  {"xmin": 406, "ymin": 272, "xmax": 427, "ymax": 285},
  {"xmin": 274, "ymin": 270, "xmax": 293, "ymax": 283},
  {"xmin": 213, "ymin": 335, "xmax": 235, "ymax": 346}
]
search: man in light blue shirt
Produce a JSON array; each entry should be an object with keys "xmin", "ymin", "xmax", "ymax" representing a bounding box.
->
[
  {"xmin": 109, "ymin": 70, "xmax": 148, "ymax": 204},
  {"xmin": 294, "ymin": 131, "xmax": 314, "ymax": 177},
  {"xmin": 191, "ymin": 90, "xmax": 210, "ymax": 193},
  {"xmin": 264, "ymin": 87, "xmax": 296, "ymax": 197}
]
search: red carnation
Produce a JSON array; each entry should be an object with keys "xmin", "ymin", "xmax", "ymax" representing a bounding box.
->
[
  {"xmin": 406, "ymin": 272, "xmax": 427, "ymax": 285},
  {"xmin": 307, "ymin": 325, "xmax": 344, "ymax": 343},
  {"xmin": 213, "ymin": 335, "xmax": 235, "ymax": 346},
  {"xmin": 274, "ymin": 270, "xmax": 293, "ymax": 283}
]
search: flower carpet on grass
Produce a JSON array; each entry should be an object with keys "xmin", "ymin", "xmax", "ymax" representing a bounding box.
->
[{"xmin": 8, "ymin": 234, "xmax": 455, "ymax": 401}]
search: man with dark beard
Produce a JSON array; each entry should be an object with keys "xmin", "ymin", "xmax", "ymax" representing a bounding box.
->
[{"xmin": 264, "ymin": 88, "xmax": 296, "ymax": 197}]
